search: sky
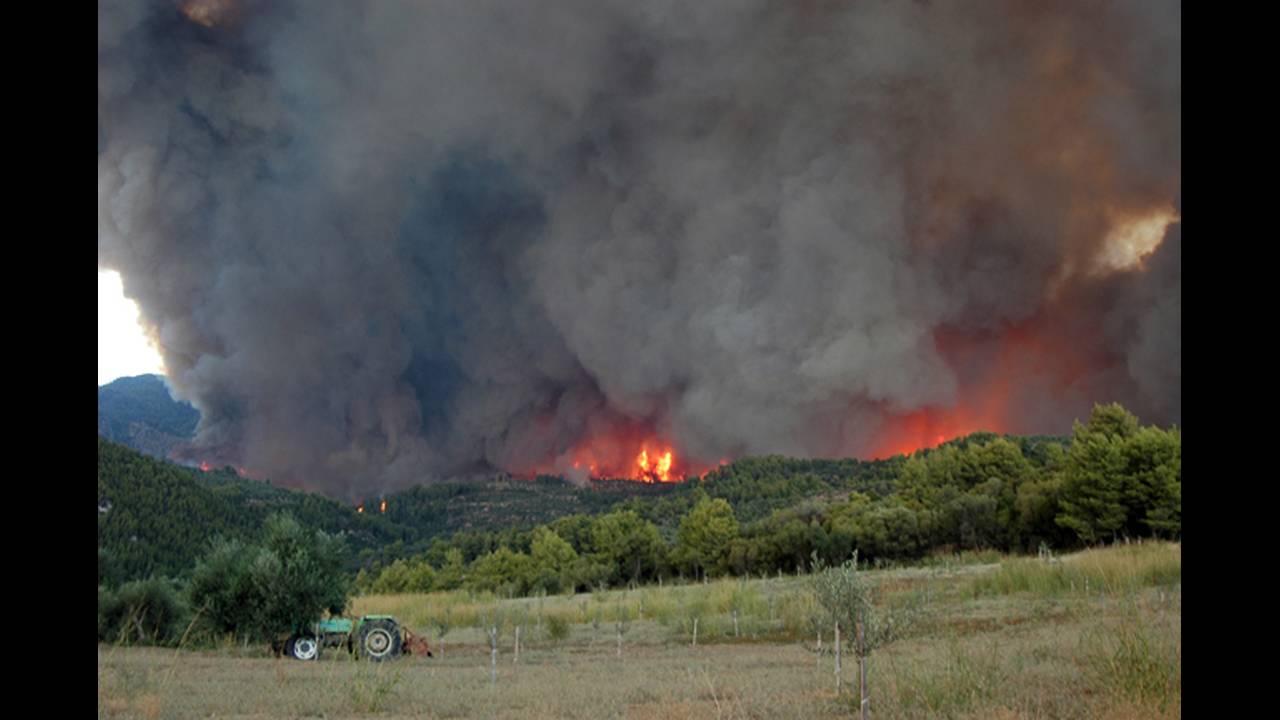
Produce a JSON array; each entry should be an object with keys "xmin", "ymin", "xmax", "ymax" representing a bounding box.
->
[{"xmin": 98, "ymin": 269, "xmax": 165, "ymax": 385}]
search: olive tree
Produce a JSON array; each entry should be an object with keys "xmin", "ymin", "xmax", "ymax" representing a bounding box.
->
[
  {"xmin": 810, "ymin": 552, "xmax": 917, "ymax": 719},
  {"xmin": 189, "ymin": 513, "xmax": 350, "ymax": 644}
]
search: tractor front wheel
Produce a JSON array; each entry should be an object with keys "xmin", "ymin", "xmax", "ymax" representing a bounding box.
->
[
  {"xmin": 357, "ymin": 620, "xmax": 402, "ymax": 661},
  {"xmin": 285, "ymin": 634, "xmax": 319, "ymax": 661}
]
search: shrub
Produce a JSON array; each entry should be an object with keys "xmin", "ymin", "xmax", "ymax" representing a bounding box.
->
[
  {"xmin": 545, "ymin": 614, "xmax": 570, "ymax": 644},
  {"xmin": 188, "ymin": 513, "xmax": 350, "ymax": 643},
  {"xmin": 187, "ymin": 537, "xmax": 257, "ymax": 639},
  {"xmin": 100, "ymin": 577, "xmax": 190, "ymax": 645}
]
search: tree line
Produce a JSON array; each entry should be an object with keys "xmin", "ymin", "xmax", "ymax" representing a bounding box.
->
[{"xmin": 357, "ymin": 403, "xmax": 1180, "ymax": 597}]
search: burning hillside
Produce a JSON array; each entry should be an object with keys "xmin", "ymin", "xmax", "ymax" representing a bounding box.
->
[{"xmin": 98, "ymin": 1, "xmax": 1179, "ymax": 500}]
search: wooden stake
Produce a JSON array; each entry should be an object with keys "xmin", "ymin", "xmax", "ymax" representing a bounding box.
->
[
  {"xmin": 835, "ymin": 621, "xmax": 842, "ymax": 694},
  {"xmin": 858, "ymin": 612, "xmax": 868, "ymax": 720},
  {"xmin": 488, "ymin": 626, "xmax": 498, "ymax": 685}
]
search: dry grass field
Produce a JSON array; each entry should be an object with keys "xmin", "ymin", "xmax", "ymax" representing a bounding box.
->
[{"xmin": 98, "ymin": 542, "xmax": 1180, "ymax": 719}]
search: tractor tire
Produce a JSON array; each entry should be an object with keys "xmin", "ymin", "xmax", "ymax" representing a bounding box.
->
[
  {"xmin": 357, "ymin": 620, "xmax": 402, "ymax": 662},
  {"xmin": 285, "ymin": 634, "xmax": 319, "ymax": 661}
]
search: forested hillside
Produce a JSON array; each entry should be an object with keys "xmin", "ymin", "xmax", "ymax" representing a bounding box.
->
[
  {"xmin": 97, "ymin": 439, "xmax": 679, "ymax": 581},
  {"xmin": 97, "ymin": 374, "xmax": 199, "ymax": 460},
  {"xmin": 98, "ymin": 403, "xmax": 1179, "ymax": 598},
  {"xmin": 97, "ymin": 438, "xmax": 408, "ymax": 580}
]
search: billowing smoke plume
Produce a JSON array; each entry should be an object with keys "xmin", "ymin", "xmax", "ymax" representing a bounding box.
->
[{"xmin": 98, "ymin": 0, "xmax": 1180, "ymax": 499}]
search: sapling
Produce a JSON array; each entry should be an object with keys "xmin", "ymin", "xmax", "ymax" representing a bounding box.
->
[
  {"xmin": 615, "ymin": 604, "xmax": 631, "ymax": 658},
  {"xmin": 488, "ymin": 624, "xmax": 498, "ymax": 685},
  {"xmin": 514, "ymin": 608, "xmax": 530, "ymax": 664},
  {"xmin": 729, "ymin": 584, "xmax": 747, "ymax": 638},
  {"xmin": 435, "ymin": 608, "xmax": 452, "ymax": 659},
  {"xmin": 479, "ymin": 609, "xmax": 503, "ymax": 685},
  {"xmin": 687, "ymin": 598, "xmax": 706, "ymax": 647},
  {"xmin": 810, "ymin": 552, "xmax": 920, "ymax": 719},
  {"xmin": 834, "ymin": 620, "xmax": 842, "ymax": 693}
]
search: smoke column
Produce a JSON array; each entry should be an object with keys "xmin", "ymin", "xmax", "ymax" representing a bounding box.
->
[{"xmin": 98, "ymin": 1, "xmax": 1180, "ymax": 499}]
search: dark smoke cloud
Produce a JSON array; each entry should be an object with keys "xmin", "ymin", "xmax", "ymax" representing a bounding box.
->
[{"xmin": 98, "ymin": 0, "xmax": 1180, "ymax": 499}]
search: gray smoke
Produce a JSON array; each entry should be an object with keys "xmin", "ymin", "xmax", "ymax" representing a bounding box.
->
[{"xmin": 98, "ymin": 0, "xmax": 1180, "ymax": 499}]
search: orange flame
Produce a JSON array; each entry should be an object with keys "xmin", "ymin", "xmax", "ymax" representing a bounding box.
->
[
  {"xmin": 523, "ymin": 425, "xmax": 706, "ymax": 482},
  {"xmin": 379, "ymin": 499, "xmax": 387, "ymax": 514},
  {"xmin": 634, "ymin": 445, "xmax": 677, "ymax": 483},
  {"xmin": 865, "ymin": 322, "xmax": 1070, "ymax": 459},
  {"xmin": 869, "ymin": 408, "xmax": 996, "ymax": 459},
  {"xmin": 356, "ymin": 503, "xmax": 364, "ymax": 514}
]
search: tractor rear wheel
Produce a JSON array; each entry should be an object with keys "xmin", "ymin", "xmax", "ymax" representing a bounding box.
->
[
  {"xmin": 357, "ymin": 620, "xmax": 401, "ymax": 661},
  {"xmin": 285, "ymin": 634, "xmax": 319, "ymax": 661}
]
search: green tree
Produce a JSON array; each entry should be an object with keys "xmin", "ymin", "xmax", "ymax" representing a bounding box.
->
[
  {"xmin": 254, "ymin": 514, "xmax": 350, "ymax": 632},
  {"xmin": 1122, "ymin": 426, "xmax": 1182, "ymax": 538},
  {"xmin": 467, "ymin": 547, "xmax": 535, "ymax": 596},
  {"xmin": 532, "ymin": 527, "xmax": 578, "ymax": 569},
  {"xmin": 944, "ymin": 493, "xmax": 1001, "ymax": 550},
  {"xmin": 676, "ymin": 497, "xmax": 740, "ymax": 579},
  {"xmin": 530, "ymin": 527, "xmax": 579, "ymax": 593},
  {"xmin": 369, "ymin": 558, "xmax": 437, "ymax": 594},
  {"xmin": 852, "ymin": 505, "xmax": 925, "ymax": 560},
  {"xmin": 1086, "ymin": 402, "xmax": 1140, "ymax": 439},
  {"xmin": 99, "ymin": 577, "xmax": 190, "ymax": 645},
  {"xmin": 589, "ymin": 510, "xmax": 667, "ymax": 585},
  {"xmin": 1055, "ymin": 403, "xmax": 1180, "ymax": 543},
  {"xmin": 188, "ymin": 514, "xmax": 350, "ymax": 643},
  {"xmin": 1057, "ymin": 406, "xmax": 1137, "ymax": 543},
  {"xmin": 187, "ymin": 537, "xmax": 258, "ymax": 639},
  {"xmin": 435, "ymin": 547, "xmax": 467, "ymax": 590},
  {"xmin": 1013, "ymin": 475, "xmax": 1069, "ymax": 550}
]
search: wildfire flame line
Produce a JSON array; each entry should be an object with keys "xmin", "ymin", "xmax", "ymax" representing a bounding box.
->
[{"xmin": 635, "ymin": 447, "xmax": 675, "ymax": 483}]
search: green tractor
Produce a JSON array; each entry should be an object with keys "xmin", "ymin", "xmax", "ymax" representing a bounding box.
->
[{"xmin": 284, "ymin": 615, "xmax": 430, "ymax": 662}]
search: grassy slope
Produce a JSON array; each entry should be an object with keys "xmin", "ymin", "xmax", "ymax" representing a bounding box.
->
[{"xmin": 98, "ymin": 542, "xmax": 1181, "ymax": 719}]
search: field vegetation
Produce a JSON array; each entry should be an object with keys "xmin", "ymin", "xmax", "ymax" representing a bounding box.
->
[{"xmin": 99, "ymin": 541, "xmax": 1180, "ymax": 719}]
